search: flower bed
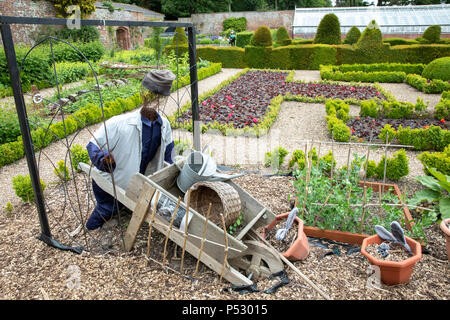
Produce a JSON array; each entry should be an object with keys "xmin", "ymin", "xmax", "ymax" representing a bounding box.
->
[{"xmin": 172, "ymin": 69, "xmax": 387, "ymax": 136}]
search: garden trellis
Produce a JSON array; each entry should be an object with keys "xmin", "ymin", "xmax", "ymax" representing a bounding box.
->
[{"xmin": 0, "ymin": 15, "xmax": 202, "ymax": 254}]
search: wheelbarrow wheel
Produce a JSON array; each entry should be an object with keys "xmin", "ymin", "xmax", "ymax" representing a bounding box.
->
[{"xmin": 228, "ymin": 240, "xmax": 284, "ymax": 281}]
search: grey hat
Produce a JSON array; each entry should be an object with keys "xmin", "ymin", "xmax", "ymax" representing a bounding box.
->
[{"xmin": 142, "ymin": 69, "xmax": 176, "ymax": 96}]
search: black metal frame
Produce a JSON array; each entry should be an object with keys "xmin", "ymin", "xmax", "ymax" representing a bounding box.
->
[{"xmin": 0, "ymin": 15, "xmax": 200, "ymax": 253}]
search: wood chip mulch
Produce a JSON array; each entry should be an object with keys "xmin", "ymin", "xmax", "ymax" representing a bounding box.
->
[{"xmin": 0, "ymin": 173, "xmax": 449, "ymax": 300}]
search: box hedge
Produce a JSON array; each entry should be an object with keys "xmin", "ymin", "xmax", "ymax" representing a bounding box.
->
[{"xmin": 236, "ymin": 31, "xmax": 254, "ymax": 48}]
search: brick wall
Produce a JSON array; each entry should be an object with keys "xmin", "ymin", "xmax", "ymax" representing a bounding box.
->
[
  {"xmin": 179, "ymin": 10, "xmax": 295, "ymax": 36},
  {"xmin": 0, "ymin": 0, "xmax": 57, "ymax": 46},
  {"xmin": 0, "ymin": 0, "xmax": 150, "ymax": 47}
]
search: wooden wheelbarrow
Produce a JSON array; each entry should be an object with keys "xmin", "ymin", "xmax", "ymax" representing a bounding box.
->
[{"xmin": 79, "ymin": 161, "xmax": 284, "ymax": 286}]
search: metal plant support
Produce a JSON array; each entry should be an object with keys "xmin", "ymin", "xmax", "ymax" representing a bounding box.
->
[{"xmin": 0, "ymin": 16, "xmax": 201, "ymax": 254}]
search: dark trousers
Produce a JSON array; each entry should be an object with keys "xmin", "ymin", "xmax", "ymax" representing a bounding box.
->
[{"xmin": 86, "ymin": 180, "xmax": 124, "ymax": 230}]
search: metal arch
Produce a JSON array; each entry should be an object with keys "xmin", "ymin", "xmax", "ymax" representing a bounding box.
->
[{"xmin": 0, "ymin": 16, "xmax": 201, "ymax": 254}]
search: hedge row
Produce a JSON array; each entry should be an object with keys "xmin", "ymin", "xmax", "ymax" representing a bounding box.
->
[
  {"xmin": 435, "ymin": 91, "xmax": 450, "ymax": 121},
  {"xmin": 0, "ymin": 41, "xmax": 105, "ymax": 89},
  {"xmin": 418, "ymin": 144, "xmax": 450, "ymax": 176},
  {"xmin": 406, "ymin": 74, "xmax": 450, "ymax": 94},
  {"xmin": 320, "ymin": 66, "xmax": 406, "ymax": 83},
  {"xmin": 163, "ymin": 43, "xmax": 450, "ymax": 70},
  {"xmin": 359, "ymin": 99, "xmax": 429, "ymax": 119},
  {"xmin": 324, "ymin": 99, "xmax": 351, "ymax": 142},
  {"xmin": 0, "ymin": 62, "xmax": 223, "ymax": 168}
]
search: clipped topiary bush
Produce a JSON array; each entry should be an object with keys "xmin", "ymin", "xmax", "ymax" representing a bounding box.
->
[
  {"xmin": 422, "ymin": 25, "xmax": 441, "ymax": 44},
  {"xmin": 313, "ymin": 13, "xmax": 341, "ymax": 45},
  {"xmin": 12, "ymin": 174, "xmax": 46, "ymax": 203},
  {"xmin": 375, "ymin": 149, "xmax": 409, "ymax": 181},
  {"xmin": 172, "ymin": 27, "xmax": 187, "ymax": 45},
  {"xmin": 344, "ymin": 26, "xmax": 361, "ymax": 45},
  {"xmin": 422, "ymin": 57, "xmax": 450, "ymax": 81},
  {"xmin": 355, "ymin": 20, "xmax": 388, "ymax": 63},
  {"xmin": 275, "ymin": 26, "xmax": 292, "ymax": 46},
  {"xmin": 250, "ymin": 26, "xmax": 273, "ymax": 47},
  {"xmin": 223, "ymin": 17, "xmax": 247, "ymax": 33}
]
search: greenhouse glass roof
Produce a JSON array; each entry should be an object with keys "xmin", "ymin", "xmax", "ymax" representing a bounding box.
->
[{"xmin": 293, "ymin": 4, "xmax": 450, "ymax": 35}]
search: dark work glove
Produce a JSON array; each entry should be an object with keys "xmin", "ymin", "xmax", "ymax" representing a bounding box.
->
[{"xmin": 102, "ymin": 154, "xmax": 116, "ymax": 173}]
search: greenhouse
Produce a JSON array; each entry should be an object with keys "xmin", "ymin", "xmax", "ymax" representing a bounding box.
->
[{"xmin": 293, "ymin": 4, "xmax": 450, "ymax": 38}]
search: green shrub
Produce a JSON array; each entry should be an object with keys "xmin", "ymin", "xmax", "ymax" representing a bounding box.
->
[
  {"xmin": 12, "ymin": 174, "xmax": 46, "ymax": 203},
  {"xmin": 422, "ymin": 25, "xmax": 441, "ymax": 44},
  {"xmin": 198, "ymin": 46, "xmax": 246, "ymax": 68},
  {"xmin": 364, "ymin": 160, "xmax": 377, "ymax": 178},
  {"xmin": 344, "ymin": 26, "xmax": 361, "ymax": 45},
  {"xmin": 422, "ymin": 57, "xmax": 450, "ymax": 81},
  {"xmin": 51, "ymin": 62, "xmax": 91, "ymax": 85},
  {"xmin": 70, "ymin": 144, "xmax": 90, "ymax": 173},
  {"xmin": 172, "ymin": 27, "xmax": 187, "ymax": 45},
  {"xmin": 418, "ymin": 145, "xmax": 450, "ymax": 176},
  {"xmin": 332, "ymin": 121, "xmax": 351, "ymax": 142},
  {"xmin": 379, "ymin": 124, "xmax": 397, "ymax": 143},
  {"xmin": 356, "ymin": 20, "xmax": 387, "ymax": 63},
  {"xmin": 383, "ymin": 38, "xmax": 419, "ymax": 46},
  {"xmin": 245, "ymin": 46, "xmax": 272, "ymax": 68},
  {"xmin": 223, "ymin": 17, "xmax": 247, "ymax": 33},
  {"xmin": 275, "ymin": 26, "xmax": 291, "ymax": 46},
  {"xmin": 236, "ymin": 31, "xmax": 254, "ymax": 48},
  {"xmin": 54, "ymin": 160, "xmax": 71, "ymax": 181},
  {"xmin": 360, "ymin": 100, "xmax": 378, "ymax": 118},
  {"xmin": 375, "ymin": 149, "xmax": 409, "ymax": 181},
  {"xmin": 35, "ymin": 25, "xmax": 100, "ymax": 43},
  {"xmin": 51, "ymin": 41, "xmax": 105, "ymax": 62},
  {"xmin": 314, "ymin": 14, "xmax": 341, "ymax": 45},
  {"xmin": 251, "ymin": 26, "xmax": 273, "ymax": 47},
  {"xmin": 406, "ymin": 73, "xmax": 450, "ymax": 94},
  {"xmin": 397, "ymin": 125, "xmax": 450, "ymax": 151},
  {"xmin": 387, "ymin": 44, "xmax": 450, "ymax": 65},
  {"xmin": 264, "ymin": 146, "xmax": 289, "ymax": 168},
  {"xmin": 435, "ymin": 99, "xmax": 450, "ymax": 121}
]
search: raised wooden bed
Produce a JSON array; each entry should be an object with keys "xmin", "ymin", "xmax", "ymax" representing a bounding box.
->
[{"xmin": 302, "ymin": 181, "xmax": 414, "ymax": 246}]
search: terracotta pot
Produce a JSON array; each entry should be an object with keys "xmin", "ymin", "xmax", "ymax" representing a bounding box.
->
[
  {"xmin": 439, "ymin": 218, "xmax": 450, "ymax": 262},
  {"xmin": 360, "ymin": 234, "xmax": 422, "ymax": 286},
  {"xmin": 262, "ymin": 212, "xmax": 310, "ymax": 261}
]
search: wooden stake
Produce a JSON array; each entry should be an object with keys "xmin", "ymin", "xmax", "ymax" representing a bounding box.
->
[
  {"xmin": 360, "ymin": 186, "xmax": 368, "ymax": 234},
  {"xmin": 219, "ymin": 213, "xmax": 229, "ymax": 284},
  {"xmin": 194, "ymin": 203, "xmax": 212, "ymax": 277},
  {"xmin": 346, "ymin": 144, "xmax": 352, "ymax": 176},
  {"xmin": 382, "ymin": 135, "xmax": 389, "ymax": 194},
  {"xmin": 162, "ymin": 197, "xmax": 181, "ymax": 265},
  {"xmin": 180, "ymin": 189, "xmax": 191, "ymax": 273},
  {"xmin": 316, "ymin": 142, "xmax": 321, "ymax": 169},
  {"xmin": 146, "ymin": 191, "xmax": 160, "ymax": 260}
]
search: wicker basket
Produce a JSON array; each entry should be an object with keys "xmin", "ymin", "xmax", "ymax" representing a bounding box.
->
[{"xmin": 186, "ymin": 181, "xmax": 241, "ymax": 228}]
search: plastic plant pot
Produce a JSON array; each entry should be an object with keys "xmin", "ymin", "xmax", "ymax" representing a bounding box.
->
[
  {"xmin": 440, "ymin": 218, "xmax": 450, "ymax": 263},
  {"xmin": 262, "ymin": 212, "xmax": 310, "ymax": 261},
  {"xmin": 360, "ymin": 234, "xmax": 422, "ymax": 286}
]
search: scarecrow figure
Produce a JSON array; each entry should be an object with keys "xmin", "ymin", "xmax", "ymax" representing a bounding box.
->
[{"xmin": 85, "ymin": 69, "xmax": 176, "ymax": 232}]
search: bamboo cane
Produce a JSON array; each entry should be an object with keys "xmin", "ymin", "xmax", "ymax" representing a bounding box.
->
[
  {"xmin": 146, "ymin": 191, "xmax": 160, "ymax": 260},
  {"xmin": 162, "ymin": 197, "xmax": 181, "ymax": 265},
  {"xmin": 219, "ymin": 213, "xmax": 229, "ymax": 284},
  {"xmin": 360, "ymin": 186, "xmax": 368, "ymax": 234},
  {"xmin": 180, "ymin": 189, "xmax": 191, "ymax": 273},
  {"xmin": 194, "ymin": 203, "xmax": 212, "ymax": 277}
]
